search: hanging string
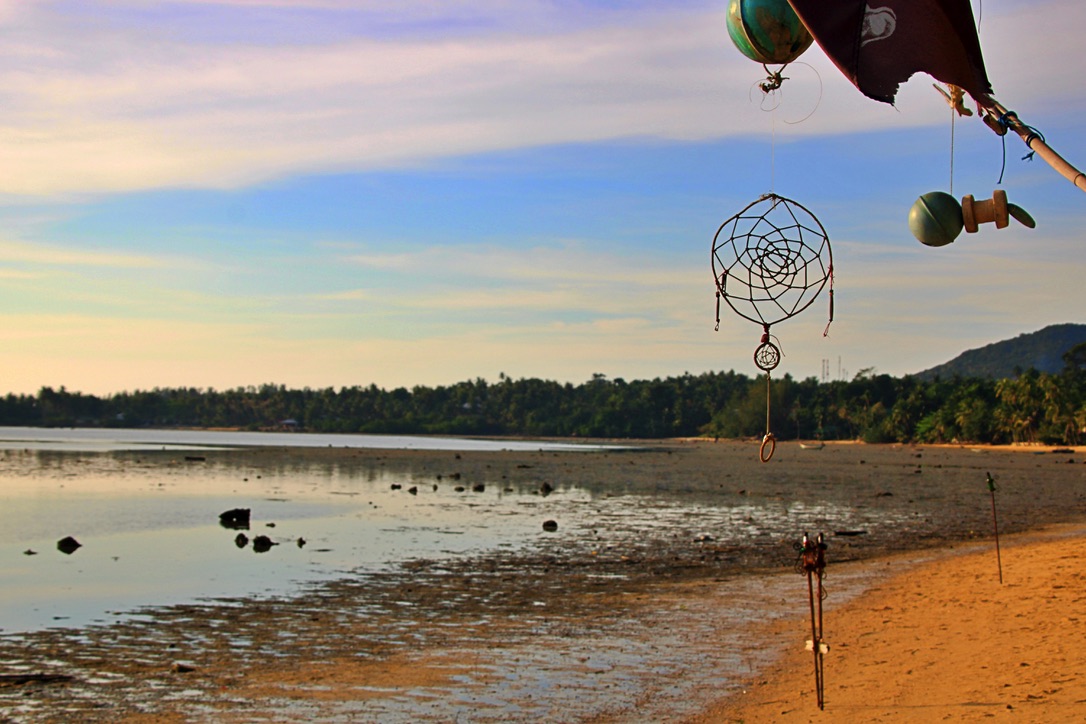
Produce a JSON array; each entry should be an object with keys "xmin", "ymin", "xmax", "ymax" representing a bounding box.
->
[
  {"xmin": 1019, "ymin": 122, "xmax": 1045, "ymax": 162},
  {"xmin": 760, "ymin": 373, "xmax": 776, "ymax": 463},
  {"xmin": 765, "ymin": 373, "xmax": 772, "ymax": 435},
  {"xmin": 770, "ymin": 96, "xmax": 777, "ymax": 194},
  {"xmin": 994, "ymin": 110, "xmax": 1046, "ymax": 183},
  {"xmin": 822, "ymin": 265, "xmax": 835, "ymax": 338},
  {"xmin": 949, "ymin": 102, "xmax": 956, "ymax": 195},
  {"xmin": 997, "ymin": 125, "xmax": 1008, "ymax": 184}
]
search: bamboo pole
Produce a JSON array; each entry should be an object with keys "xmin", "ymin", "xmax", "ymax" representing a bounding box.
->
[{"xmin": 979, "ymin": 99, "xmax": 1086, "ymax": 193}]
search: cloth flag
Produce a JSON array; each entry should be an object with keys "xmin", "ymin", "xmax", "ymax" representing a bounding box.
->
[{"xmin": 785, "ymin": 0, "xmax": 993, "ymax": 105}]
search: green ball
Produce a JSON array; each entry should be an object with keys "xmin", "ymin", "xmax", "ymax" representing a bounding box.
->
[
  {"xmin": 908, "ymin": 192, "xmax": 963, "ymax": 247},
  {"xmin": 726, "ymin": 0, "xmax": 813, "ymax": 65}
]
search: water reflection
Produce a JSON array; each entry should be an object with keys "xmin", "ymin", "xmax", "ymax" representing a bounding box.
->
[
  {"xmin": 0, "ymin": 447, "xmax": 876, "ymax": 634},
  {"xmin": 0, "ymin": 426, "xmax": 620, "ymax": 452}
]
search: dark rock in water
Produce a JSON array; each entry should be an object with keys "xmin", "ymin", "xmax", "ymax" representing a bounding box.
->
[
  {"xmin": 454, "ymin": 486, "xmax": 465, "ymax": 492},
  {"xmin": 219, "ymin": 508, "xmax": 251, "ymax": 530},
  {"xmin": 296, "ymin": 537, "xmax": 306, "ymax": 548},
  {"xmin": 695, "ymin": 534, "xmax": 715, "ymax": 542},
  {"xmin": 23, "ymin": 549, "xmax": 37, "ymax": 556},
  {"xmin": 171, "ymin": 662, "xmax": 196, "ymax": 674},
  {"xmin": 450, "ymin": 472, "xmax": 461, "ymax": 480},
  {"xmin": 57, "ymin": 536, "xmax": 82, "ymax": 555},
  {"xmin": 540, "ymin": 482, "xmax": 554, "ymax": 497},
  {"xmin": 408, "ymin": 486, "xmax": 418, "ymax": 495},
  {"xmin": 542, "ymin": 520, "xmax": 558, "ymax": 532},
  {"xmin": 235, "ymin": 533, "xmax": 249, "ymax": 548},
  {"xmin": 252, "ymin": 535, "xmax": 276, "ymax": 553},
  {"xmin": 391, "ymin": 483, "xmax": 402, "ymax": 490},
  {"xmin": 834, "ymin": 530, "xmax": 868, "ymax": 537},
  {"xmin": 0, "ymin": 673, "xmax": 74, "ymax": 686},
  {"xmin": 472, "ymin": 483, "xmax": 485, "ymax": 493},
  {"xmin": 184, "ymin": 456, "xmax": 206, "ymax": 462}
]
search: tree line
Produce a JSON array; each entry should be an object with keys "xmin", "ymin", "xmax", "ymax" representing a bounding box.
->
[{"xmin": 5, "ymin": 344, "xmax": 1086, "ymax": 445}]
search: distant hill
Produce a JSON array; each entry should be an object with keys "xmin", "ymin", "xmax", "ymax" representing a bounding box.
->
[{"xmin": 915, "ymin": 323, "xmax": 1086, "ymax": 380}]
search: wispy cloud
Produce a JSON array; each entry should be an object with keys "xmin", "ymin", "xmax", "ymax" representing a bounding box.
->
[
  {"xmin": 3, "ymin": 0, "xmax": 1080, "ymax": 196},
  {"xmin": 0, "ymin": 239, "xmax": 165, "ymax": 268},
  {"xmin": 340, "ymin": 241, "xmax": 701, "ymax": 321}
]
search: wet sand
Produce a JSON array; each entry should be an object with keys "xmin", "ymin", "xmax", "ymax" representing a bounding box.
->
[{"xmin": 2, "ymin": 439, "xmax": 1085, "ymax": 721}]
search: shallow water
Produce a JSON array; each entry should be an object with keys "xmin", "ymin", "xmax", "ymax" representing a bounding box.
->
[
  {"xmin": 0, "ymin": 427, "xmax": 619, "ymax": 632},
  {"xmin": 4, "ymin": 441, "xmax": 1085, "ymax": 721},
  {"xmin": 0, "ymin": 450, "xmax": 582, "ymax": 632},
  {"xmin": 0, "ymin": 443, "xmax": 884, "ymax": 634},
  {"xmin": 0, "ymin": 426, "xmax": 615, "ymax": 452}
]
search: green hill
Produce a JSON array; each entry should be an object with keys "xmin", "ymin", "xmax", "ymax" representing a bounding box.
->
[{"xmin": 915, "ymin": 323, "xmax": 1086, "ymax": 380}]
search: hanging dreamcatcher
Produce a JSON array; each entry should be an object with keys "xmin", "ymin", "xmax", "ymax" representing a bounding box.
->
[
  {"xmin": 712, "ymin": 193, "xmax": 833, "ymax": 462},
  {"xmin": 716, "ymin": 1, "xmax": 834, "ymax": 463}
]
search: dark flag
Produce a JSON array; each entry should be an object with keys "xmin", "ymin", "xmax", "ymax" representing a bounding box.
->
[{"xmin": 785, "ymin": 0, "xmax": 993, "ymax": 105}]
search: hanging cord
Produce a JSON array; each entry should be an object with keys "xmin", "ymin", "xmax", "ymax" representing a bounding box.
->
[
  {"xmin": 950, "ymin": 101, "xmax": 956, "ymax": 195},
  {"xmin": 994, "ymin": 110, "xmax": 1046, "ymax": 183},
  {"xmin": 1019, "ymin": 121, "xmax": 1045, "ymax": 162},
  {"xmin": 760, "ymin": 372, "xmax": 776, "ymax": 463},
  {"xmin": 770, "ymin": 91, "xmax": 777, "ymax": 194},
  {"xmin": 757, "ymin": 326, "xmax": 780, "ymax": 463},
  {"xmin": 934, "ymin": 84, "xmax": 972, "ymax": 190},
  {"xmin": 783, "ymin": 63, "xmax": 823, "ymax": 126},
  {"xmin": 997, "ymin": 118, "xmax": 1008, "ymax": 184},
  {"xmin": 823, "ymin": 264, "xmax": 835, "ymax": 337}
]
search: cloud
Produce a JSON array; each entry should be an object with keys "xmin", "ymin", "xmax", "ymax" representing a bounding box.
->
[
  {"xmin": 0, "ymin": 239, "xmax": 166, "ymax": 268},
  {"xmin": 3, "ymin": 1, "xmax": 1081, "ymax": 196},
  {"xmin": 339, "ymin": 241, "xmax": 700, "ymax": 319}
]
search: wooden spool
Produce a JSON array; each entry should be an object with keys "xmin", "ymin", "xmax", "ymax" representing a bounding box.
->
[{"xmin": 961, "ymin": 190, "xmax": 1010, "ymax": 233}]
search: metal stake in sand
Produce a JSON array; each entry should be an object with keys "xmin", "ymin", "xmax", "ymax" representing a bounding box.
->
[
  {"xmin": 987, "ymin": 472, "xmax": 1003, "ymax": 584},
  {"xmin": 796, "ymin": 531, "xmax": 828, "ymax": 709}
]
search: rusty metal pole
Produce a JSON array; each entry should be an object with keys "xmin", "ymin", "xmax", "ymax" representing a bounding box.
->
[
  {"xmin": 987, "ymin": 472, "xmax": 1004, "ymax": 584},
  {"xmin": 800, "ymin": 532, "xmax": 826, "ymax": 709}
]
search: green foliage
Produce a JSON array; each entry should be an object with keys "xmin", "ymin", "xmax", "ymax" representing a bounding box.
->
[
  {"xmin": 918, "ymin": 323, "xmax": 1086, "ymax": 380},
  {"xmin": 3, "ymin": 365, "xmax": 1084, "ymax": 445}
]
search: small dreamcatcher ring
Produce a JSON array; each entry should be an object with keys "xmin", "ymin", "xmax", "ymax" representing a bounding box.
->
[{"xmin": 754, "ymin": 340, "xmax": 780, "ymax": 371}]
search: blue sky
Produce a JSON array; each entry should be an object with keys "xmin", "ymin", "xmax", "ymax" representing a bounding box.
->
[{"xmin": 0, "ymin": 0, "xmax": 1083, "ymax": 395}]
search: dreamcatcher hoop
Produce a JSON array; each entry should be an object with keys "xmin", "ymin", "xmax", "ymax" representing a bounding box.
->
[{"xmin": 712, "ymin": 193, "xmax": 833, "ymax": 330}]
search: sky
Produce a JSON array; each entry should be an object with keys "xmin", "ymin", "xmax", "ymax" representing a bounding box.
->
[{"xmin": 0, "ymin": 0, "xmax": 1083, "ymax": 396}]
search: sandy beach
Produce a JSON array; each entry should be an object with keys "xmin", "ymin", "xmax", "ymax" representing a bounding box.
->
[
  {"xmin": 689, "ymin": 524, "xmax": 1086, "ymax": 722},
  {"xmin": 2, "ymin": 438, "xmax": 1085, "ymax": 721}
]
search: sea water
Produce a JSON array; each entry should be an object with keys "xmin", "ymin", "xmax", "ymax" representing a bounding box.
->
[{"xmin": 0, "ymin": 428, "xmax": 868, "ymax": 634}]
